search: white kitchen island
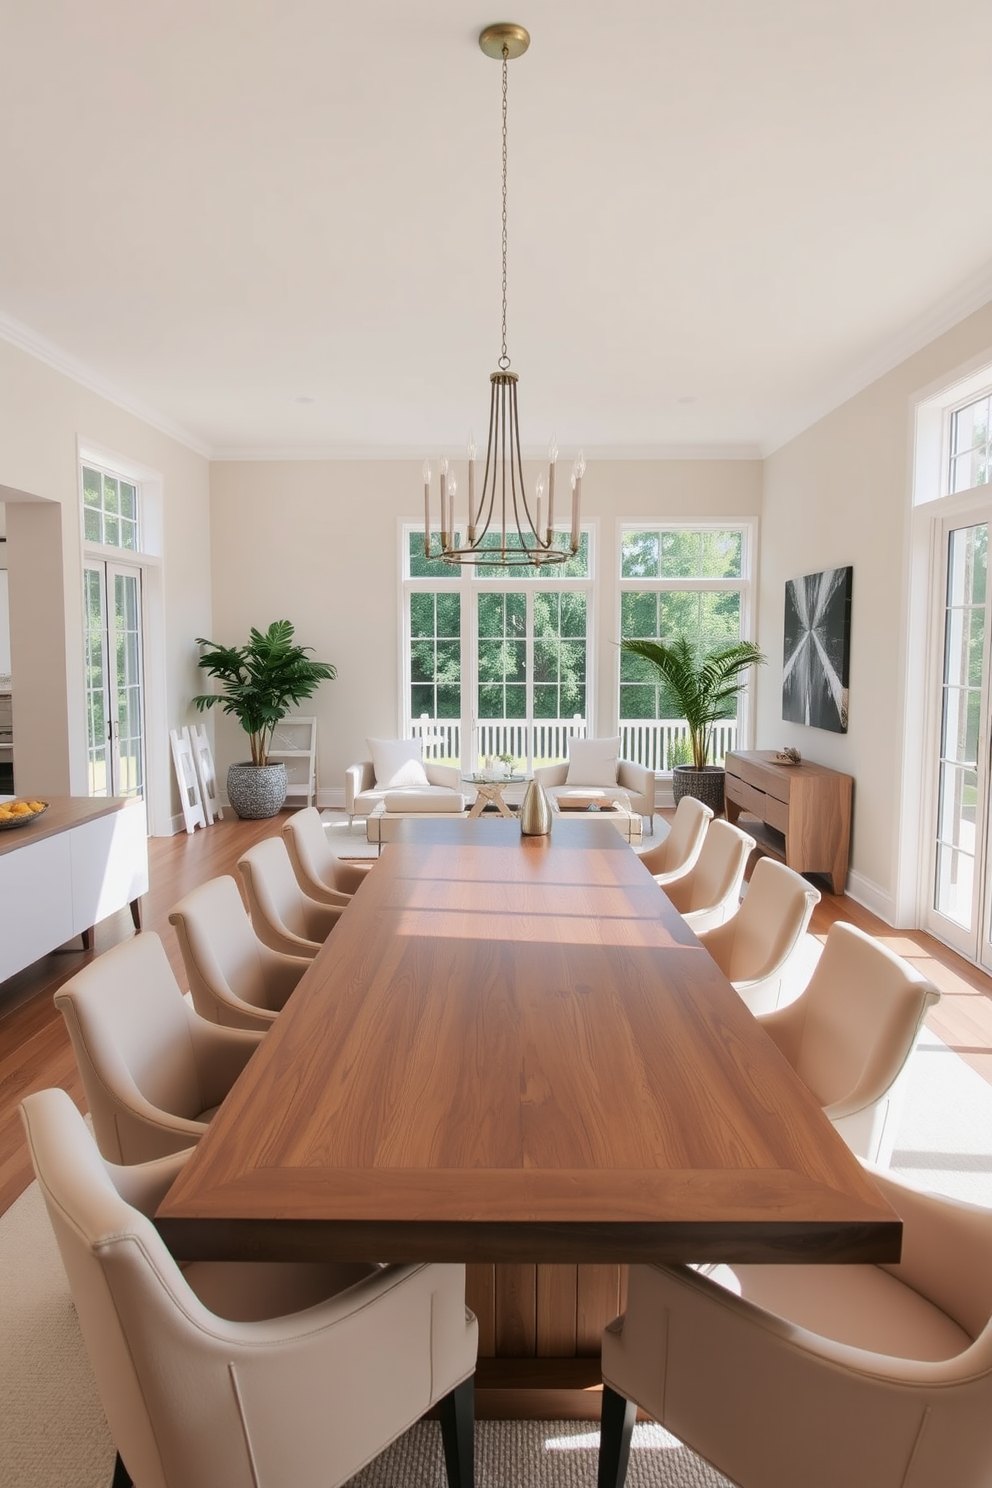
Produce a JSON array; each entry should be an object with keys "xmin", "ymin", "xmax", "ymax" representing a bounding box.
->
[{"xmin": 0, "ymin": 795, "xmax": 148, "ymax": 984}]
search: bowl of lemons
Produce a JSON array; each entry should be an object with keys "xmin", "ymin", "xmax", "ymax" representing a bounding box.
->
[{"xmin": 0, "ymin": 798, "xmax": 48, "ymax": 830}]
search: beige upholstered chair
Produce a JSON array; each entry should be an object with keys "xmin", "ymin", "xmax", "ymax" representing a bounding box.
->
[
  {"xmin": 663, "ymin": 818, "xmax": 756, "ymax": 933},
  {"xmin": 599, "ymin": 1166, "xmax": 992, "ymax": 1488},
  {"xmin": 169, "ymin": 873, "xmax": 311, "ymax": 1030},
  {"xmin": 636, "ymin": 795, "xmax": 712, "ymax": 883},
  {"xmin": 237, "ymin": 836, "xmax": 344, "ymax": 959},
  {"xmin": 283, "ymin": 805, "xmax": 372, "ymax": 903},
  {"xmin": 534, "ymin": 737, "xmax": 657, "ymax": 832},
  {"xmin": 346, "ymin": 737, "xmax": 465, "ymax": 822},
  {"xmin": 757, "ymin": 920, "xmax": 940, "ymax": 1163},
  {"xmin": 21, "ymin": 1087, "xmax": 478, "ymax": 1488},
  {"xmin": 696, "ymin": 856, "xmax": 821, "ymax": 1014},
  {"xmin": 54, "ymin": 931, "xmax": 263, "ymax": 1163}
]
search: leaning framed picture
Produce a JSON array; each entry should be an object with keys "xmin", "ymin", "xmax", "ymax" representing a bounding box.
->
[{"xmin": 782, "ymin": 566, "xmax": 852, "ymax": 733}]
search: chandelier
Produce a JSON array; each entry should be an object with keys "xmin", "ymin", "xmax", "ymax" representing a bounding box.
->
[{"xmin": 422, "ymin": 23, "xmax": 584, "ymax": 569}]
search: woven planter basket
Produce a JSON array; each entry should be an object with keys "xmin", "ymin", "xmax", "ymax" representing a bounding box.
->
[{"xmin": 672, "ymin": 764, "xmax": 725, "ymax": 816}]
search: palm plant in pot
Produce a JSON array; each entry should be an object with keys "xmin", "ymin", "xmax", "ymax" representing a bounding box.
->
[
  {"xmin": 191, "ymin": 620, "xmax": 336, "ymax": 819},
  {"xmin": 620, "ymin": 634, "xmax": 765, "ymax": 814}
]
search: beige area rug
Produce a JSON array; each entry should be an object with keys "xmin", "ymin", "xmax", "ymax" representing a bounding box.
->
[{"xmin": 0, "ymin": 1180, "xmax": 729, "ymax": 1488}]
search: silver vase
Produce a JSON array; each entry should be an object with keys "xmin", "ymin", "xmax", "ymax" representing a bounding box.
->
[{"xmin": 519, "ymin": 778, "xmax": 552, "ymax": 836}]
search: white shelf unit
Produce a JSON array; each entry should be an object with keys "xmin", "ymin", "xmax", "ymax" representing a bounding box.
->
[{"xmin": 267, "ymin": 716, "xmax": 318, "ymax": 808}]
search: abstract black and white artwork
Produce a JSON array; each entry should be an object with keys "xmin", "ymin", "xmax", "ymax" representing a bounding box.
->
[{"xmin": 782, "ymin": 566, "xmax": 852, "ymax": 733}]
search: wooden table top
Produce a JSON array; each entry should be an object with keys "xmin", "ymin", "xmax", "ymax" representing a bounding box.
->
[
  {"xmin": 0, "ymin": 794, "xmax": 139, "ymax": 858},
  {"xmin": 156, "ymin": 817, "xmax": 899, "ymax": 1266}
]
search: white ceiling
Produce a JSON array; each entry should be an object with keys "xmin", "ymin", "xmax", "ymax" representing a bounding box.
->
[{"xmin": 3, "ymin": 1, "xmax": 992, "ymax": 459}]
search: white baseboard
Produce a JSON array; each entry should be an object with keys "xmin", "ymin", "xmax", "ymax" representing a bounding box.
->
[
  {"xmin": 842, "ymin": 868, "xmax": 896, "ymax": 926},
  {"xmin": 319, "ymin": 785, "xmax": 346, "ymax": 809}
]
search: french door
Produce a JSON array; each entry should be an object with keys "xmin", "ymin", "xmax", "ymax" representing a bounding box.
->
[
  {"xmin": 927, "ymin": 506, "xmax": 992, "ymax": 968},
  {"xmin": 473, "ymin": 587, "xmax": 588, "ymax": 769},
  {"xmin": 84, "ymin": 559, "xmax": 146, "ymax": 799}
]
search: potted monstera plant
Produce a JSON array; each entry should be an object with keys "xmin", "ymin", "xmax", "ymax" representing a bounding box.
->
[
  {"xmin": 620, "ymin": 633, "xmax": 765, "ymax": 814},
  {"xmin": 192, "ymin": 620, "xmax": 336, "ymax": 818}
]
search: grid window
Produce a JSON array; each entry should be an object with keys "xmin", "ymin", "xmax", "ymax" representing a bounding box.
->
[
  {"xmin": 82, "ymin": 465, "xmax": 139, "ymax": 550},
  {"xmin": 949, "ymin": 395, "xmax": 992, "ymax": 495},
  {"xmin": 618, "ymin": 525, "xmax": 752, "ymax": 767}
]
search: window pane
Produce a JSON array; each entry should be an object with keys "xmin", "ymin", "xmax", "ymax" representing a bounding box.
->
[
  {"xmin": 621, "ymin": 591, "xmax": 660, "ymax": 636},
  {"xmin": 84, "ymin": 508, "xmax": 102, "ymax": 542},
  {"xmin": 700, "ymin": 530, "xmax": 742, "ymax": 578},
  {"xmin": 660, "ymin": 530, "xmax": 702, "ymax": 578},
  {"xmin": 621, "ymin": 531, "xmax": 660, "ymax": 579},
  {"xmin": 82, "ymin": 468, "xmax": 102, "ymax": 506},
  {"xmin": 408, "ymin": 530, "xmax": 463, "ymax": 579}
]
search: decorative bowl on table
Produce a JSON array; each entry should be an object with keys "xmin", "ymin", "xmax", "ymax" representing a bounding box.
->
[{"xmin": 0, "ymin": 799, "xmax": 49, "ymax": 829}]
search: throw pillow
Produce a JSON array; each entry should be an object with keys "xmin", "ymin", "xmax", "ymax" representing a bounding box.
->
[
  {"xmin": 367, "ymin": 737, "xmax": 430, "ymax": 789},
  {"xmin": 566, "ymin": 737, "xmax": 620, "ymax": 787}
]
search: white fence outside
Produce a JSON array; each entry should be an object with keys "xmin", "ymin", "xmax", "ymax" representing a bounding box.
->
[{"xmin": 408, "ymin": 715, "xmax": 738, "ymax": 772}]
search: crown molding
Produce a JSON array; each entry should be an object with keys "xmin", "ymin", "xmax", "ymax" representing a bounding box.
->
[
  {"xmin": 0, "ymin": 311, "xmax": 211, "ymax": 459},
  {"xmin": 761, "ymin": 263, "xmax": 992, "ymax": 457},
  {"xmin": 211, "ymin": 441, "xmax": 763, "ymax": 463}
]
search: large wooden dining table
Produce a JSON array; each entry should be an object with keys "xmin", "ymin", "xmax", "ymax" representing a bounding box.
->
[{"xmin": 157, "ymin": 817, "xmax": 898, "ymax": 1274}]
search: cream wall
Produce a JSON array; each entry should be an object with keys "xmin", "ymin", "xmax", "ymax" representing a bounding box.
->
[
  {"xmin": 208, "ymin": 458, "xmax": 763, "ymax": 796},
  {"xmin": 759, "ymin": 301, "xmax": 992, "ymax": 919},
  {"xmin": 0, "ymin": 338, "xmax": 212, "ymax": 832}
]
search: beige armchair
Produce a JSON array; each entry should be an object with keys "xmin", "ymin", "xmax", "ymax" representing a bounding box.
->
[
  {"xmin": 237, "ymin": 836, "xmax": 344, "ymax": 959},
  {"xmin": 54, "ymin": 931, "xmax": 263, "ymax": 1163},
  {"xmin": 170, "ymin": 873, "xmax": 311, "ymax": 1030},
  {"xmin": 283, "ymin": 806, "xmax": 372, "ymax": 903},
  {"xmin": 346, "ymin": 737, "xmax": 465, "ymax": 821},
  {"xmin": 535, "ymin": 737, "xmax": 657, "ymax": 833},
  {"xmin": 696, "ymin": 855, "xmax": 820, "ymax": 1013},
  {"xmin": 636, "ymin": 795, "xmax": 712, "ymax": 883},
  {"xmin": 663, "ymin": 819, "xmax": 756, "ymax": 933},
  {"xmin": 600, "ymin": 1166, "xmax": 992, "ymax": 1488},
  {"xmin": 21, "ymin": 1087, "xmax": 478, "ymax": 1488},
  {"xmin": 758, "ymin": 920, "xmax": 940, "ymax": 1163}
]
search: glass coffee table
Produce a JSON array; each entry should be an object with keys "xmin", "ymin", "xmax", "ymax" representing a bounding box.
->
[{"xmin": 462, "ymin": 773, "xmax": 527, "ymax": 819}]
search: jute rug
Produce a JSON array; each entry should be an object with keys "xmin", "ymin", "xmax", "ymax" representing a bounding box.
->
[{"xmin": 0, "ymin": 1183, "xmax": 728, "ymax": 1488}]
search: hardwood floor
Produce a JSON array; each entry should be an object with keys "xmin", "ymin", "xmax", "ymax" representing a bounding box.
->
[{"xmin": 2, "ymin": 808, "xmax": 992, "ymax": 1219}]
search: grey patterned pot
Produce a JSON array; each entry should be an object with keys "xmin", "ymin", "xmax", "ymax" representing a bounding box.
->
[
  {"xmin": 672, "ymin": 764, "xmax": 726, "ymax": 816},
  {"xmin": 226, "ymin": 762, "xmax": 287, "ymax": 819}
]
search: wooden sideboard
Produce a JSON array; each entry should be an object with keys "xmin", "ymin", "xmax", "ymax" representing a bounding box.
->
[
  {"xmin": 724, "ymin": 750, "xmax": 853, "ymax": 894},
  {"xmin": 0, "ymin": 795, "xmax": 148, "ymax": 984}
]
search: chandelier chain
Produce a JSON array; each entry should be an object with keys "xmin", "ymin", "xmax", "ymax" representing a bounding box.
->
[{"xmin": 499, "ymin": 48, "xmax": 510, "ymax": 372}]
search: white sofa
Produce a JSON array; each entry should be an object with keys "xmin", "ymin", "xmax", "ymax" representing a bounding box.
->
[
  {"xmin": 346, "ymin": 737, "xmax": 466, "ymax": 822},
  {"xmin": 534, "ymin": 737, "xmax": 656, "ymax": 833}
]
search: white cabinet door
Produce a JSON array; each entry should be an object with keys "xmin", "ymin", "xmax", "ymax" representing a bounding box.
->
[
  {"xmin": 69, "ymin": 800, "xmax": 148, "ymax": 933},
  {"xmin": 0, "ymin": 833, "xmax": 73, "ymax": 980}
]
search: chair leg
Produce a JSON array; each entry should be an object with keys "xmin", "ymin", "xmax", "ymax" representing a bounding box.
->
[
  {"xmin": 438, "ymin": 1375, "xmax": 475, "ymax": 1488},
  {"xmin": 598, "ymin": 1386, "xmax": 637, "ymax": 1488},
  {"xmin": 111, "ymin": 1453, "xmax": 133, "ymax": 1488}
]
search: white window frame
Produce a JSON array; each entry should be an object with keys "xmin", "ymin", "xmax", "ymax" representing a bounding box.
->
[
  {"xmin": 900, "ymin": 354, "xmax": 992, "ymax": 933},
  {"xmin": 616, "ymin": 520, "xmax": 757, "ymax": 774},
  {"xmin": 400, "ymin": 523, "xmax": 596, "ymax": 768},
  {"xmin": 77, "ymin": 440, "xmax": 169, "ymax": 836}
]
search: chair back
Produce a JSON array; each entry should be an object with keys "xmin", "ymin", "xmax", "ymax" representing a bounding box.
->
[
  {"xmin": 170, "ymin": 873, "xmax": 303, "ymax": 1027},
  {"xmin": 237, "ymin": 837, "xmax": 341, "ymax": 956},
  {"xmin": 706, "ymin": 857, "xmax": 820, "ymax": 1011},
  {"xmin": 665, "ymin": 819, "xmax": 755, "ymax": 926},
  {"xmin": 283, "ymin": 806, "xmax": 354, "ymax": 903},
  {"xmin": 21, "ymin": 1088, "xmax": 194, "ymax": 1488},
  {"xmin": 764, "ymin": 921, "xmax": 941, "ymax": 1161},
  {"xmin": 54, "ymin": 933, "xmax": 209, "ymax": 1162},
  {"xmin": 640, "ymin": 795, "xmax": 712, "ymax": 878}
]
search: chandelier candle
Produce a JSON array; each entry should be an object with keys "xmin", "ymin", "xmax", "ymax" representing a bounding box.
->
[{"xmin": 421, "ymin": 23, "xmax": 583, "ymax": 570}]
